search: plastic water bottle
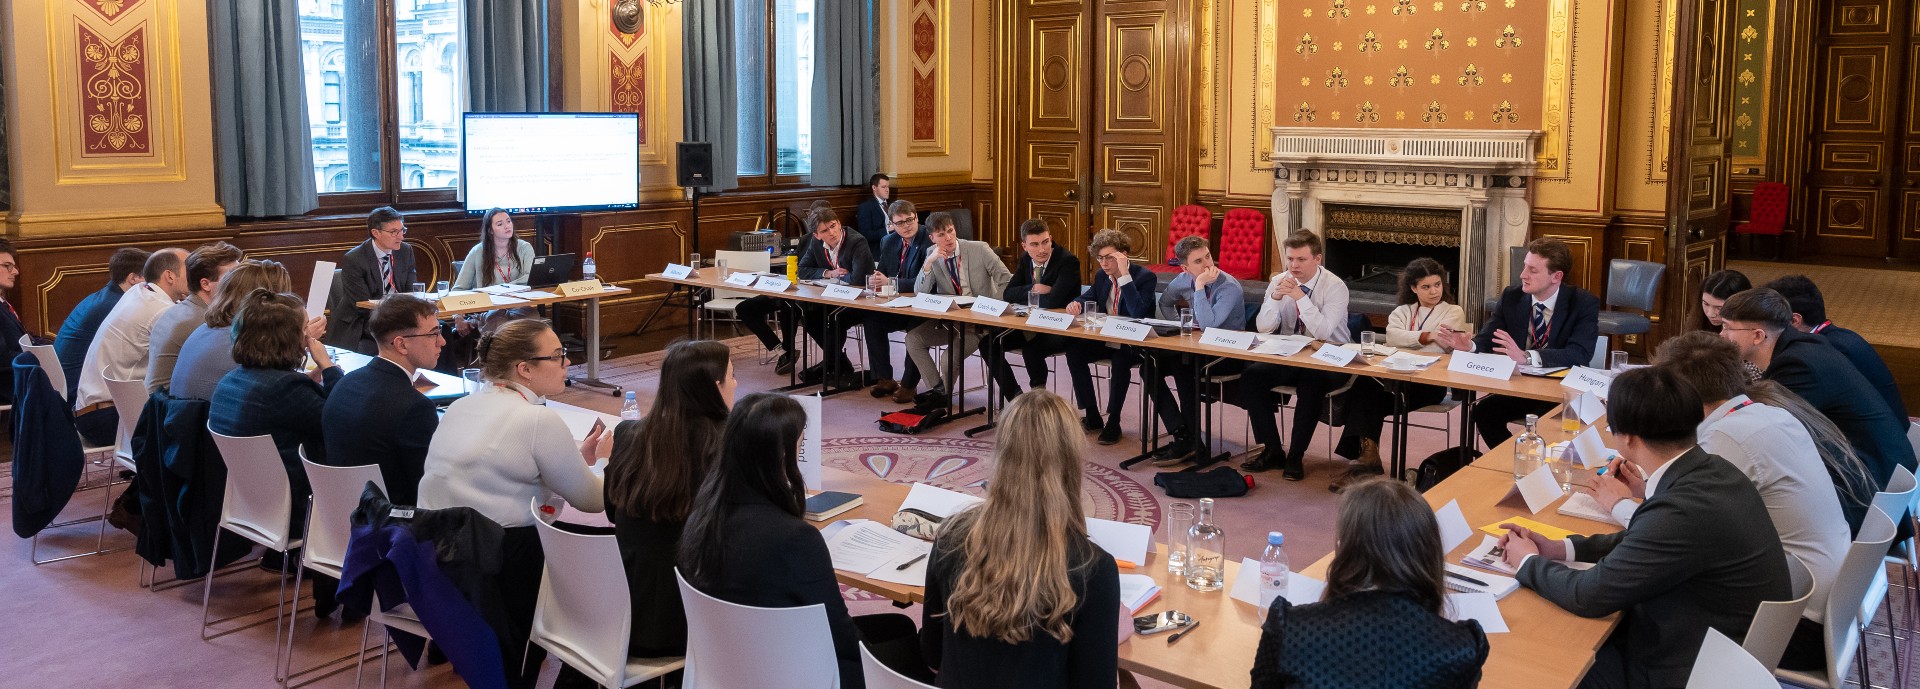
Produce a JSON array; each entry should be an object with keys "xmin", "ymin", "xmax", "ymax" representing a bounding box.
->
[
  {"xmin": 1258, "ymin": 532, "xmax": 1290, "ymax": 613},
  {"xmin": 582, "ymin": 252, "xmax": 597, "ymax": 281},
  {"xmin": 1514, "ymin": 413, "xmax": 1545, "ymax": 480},
  {"xmin": 619, "ymin": 391, "xmax": 641, "ymax": 421}
]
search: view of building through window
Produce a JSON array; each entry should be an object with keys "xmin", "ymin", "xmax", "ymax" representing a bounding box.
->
[
  {"xmin": 737, "ymin": 0, "xmax": 813, "ymax": 178},
  {"xmin": 297, "ymin": 0, "xmax": 463, "ymax": 194}
]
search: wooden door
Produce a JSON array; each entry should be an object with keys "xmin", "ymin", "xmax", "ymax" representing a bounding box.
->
[
  {"xmin": 1900, "ymin": 7, "xmax": 1920, "ymax": 255},
  {"xmin": 1009, "ymin": 1, "xmax": 1096, "ymax": 259},
  {"xmin": 1668, "ymin": 0, "xmax": 1737, "ymax": 341},
  {"xmin": 1803, "ymin": 0, "xmax": 1916, "ymax": 258}
]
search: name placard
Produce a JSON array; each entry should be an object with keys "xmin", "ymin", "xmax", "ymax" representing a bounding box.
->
[
  {"xmin": 752, "ymin": 276, "xmax": 792, "ymax": 292},
  {"xmin": 1310, "ymin": 343, "xmax": 1360, "ymax": 367},
  {"xmin": 661, "ymin": 263, "xmax": 693, "ymax": 280},
  {"xmin": 1447, "ymin": 351, "xmax": 1517, "ymax": 381},
  {"xmin": 820, "ymin": 284, "xmax": 862, "ymax": 301},
  {"xmin": 557, "ymin": 279, "xmax": 606, "ymax": 297},
  {"xmin": 438, "ymin": 293, "xmax": 490, "ymax": 311},
  {"xmin": 724, "ymin": 271, "xmax": 758, "ymax": 286},
  {"xmin": 1198, "ymin": 328, "xmax": 1255, "ymax": 350},
  {"xmin": 970, "ymin": 296, "xmax": 1011, "ymax": 317},
  {"xmin": 912, "ymin": 293, "xmax": 956, "ymax": 313},
  {"xmin": 1101, "ymin": 318, "xmax": 1152, "ymax": 342},
  {"xmin": 1027, "ymin": 309, "xmax": 1074, "ymax": 331},
  {"xmin": 1561, "ymin": 366, "xmax": 1615, "ymax": 400}
]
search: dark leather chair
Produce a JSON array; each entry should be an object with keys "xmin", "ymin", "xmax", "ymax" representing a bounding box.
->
[{"xmin": 1597, "ymin": 259, "xmax": 1666, "ymax": 336}]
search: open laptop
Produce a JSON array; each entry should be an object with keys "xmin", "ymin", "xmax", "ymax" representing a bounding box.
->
[{"xmin": 527, "ymin": 253, "xmax": 578, "ymax": 287}]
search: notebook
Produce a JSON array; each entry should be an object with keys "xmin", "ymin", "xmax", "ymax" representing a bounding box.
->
[
  {"xmin": 1118, "ymin": 574, "xmax": 1162, "ymax": 615},
  {"xmin": 804, "ymin": 491, "xmax": 864, "ymax": 522},
  {"xmin": 1443, "ymin": 563, "xmax": 1520, "ymax": 600},
  {"xmin": 1557, "ymin": 492, "xmax": 1623, "ymax": 526}
]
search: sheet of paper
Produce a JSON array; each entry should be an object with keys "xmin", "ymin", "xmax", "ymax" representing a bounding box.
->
[
  {"xmin": 1085, "ymin": 518, "xmax": 1151, "ymax": 566},
  {"xmin": 724, "ymin": 272, "xmax": 759, "ymax": 286},
  {"xmin": 1513, "ymin": 464, "xmax": 1566, "ymax": 514},
  {"xmin": 515, "ymin": 290, "xmax": 561, "ymax": 300},
  {"xmin": 753, "ymin": 276, "xmax": 792, "ymax": 292},
  {"xmin": 868, "ymin": 543, "xmax": 935, "ymax": 587},
  {"xmin": 1444, "ymin": 592, "xmax": 1510, "ymax": 633},
  {"xmin": 1448, "ymin": 351, "xmax": 1517, "ymax": 380},
  {"xmin": 1572, "ymin": 390, "xmax": 1608, "ymax": 425},
  {"xmin": 1435, "ymin": 500, "xmax": 1472, "ymax": 552},
  {"xmin": 826, "ymin": 521, "xmax": 928, "ymax": 575},
  {"xmin": 970, "ymin": 296, "xmax": 1010, "ymax": 317},
  {"xmin": 306, "ymin": 261, "xmax": 336, "ymax": 318},
  {"xmin": 545, "ymin": 402, "xmax": 620, "ymax": 441},
  {"xmin": 1380, "ymin": 351, "xmax": 1442, "ymax": 369},
  {"xmin": 1117, "ymin": 573, "xmax": 1162, "ymax": 614},
  {"xmin": 912, "ymin": 293, "xmax": 955, "ymax": 313},
  {"xmin": 820, "ymin": 284, "xmax": 862, "ymax": 301},
  {"xmin": 1558, "ymin": 492, "xmax": 1622, "ymax": 525},
  {"xmin": 661, "ymin": 264, "xmax": 693, "ymax": 279},
  {"xmin": 880, "ymin": 296, "xmax": 918, "ymax": 308},
  {"xmin": 1477, "ymin": 516, "xmax": 1579, "ymax": 542},
  {"xmin": 1310, "ymin": 343, "xmax": 1359, "ymax": 367},
  {"xmin": 1569, "ymin": 424, "xmax": 1616, "ymax": 469},
  {"xmin": 1228, "ymin": 557, "xmax": 1326, "ymax": 607},
  {"xmin": 478, "ymin": 283, "xmax": 531, "ymax": 294},
  {"xmin": 1251, "ymin": 335, "xmax": 1313, "ymax": 356},
  {"xmin": 1139, "ymin": 318, "xmax": 1183, "ymax": 328},
  {"xmin": 1516, "ymin": 365, "xmax": 1570, "ymax": 377},
  {"xmin": 899, "ymin": 482, "xmax": 984, "ymax": 519},
  {"xmin": 1459, "ymin": 535, "xmax": 1519, "ymax": 574},
  {"xmin": 487, "ymin": 295, "xmax": 531, "ymax": 307}
]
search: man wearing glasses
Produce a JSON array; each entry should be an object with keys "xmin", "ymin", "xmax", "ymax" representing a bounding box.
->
[
  {"xmin": 1062, "ymin": 229, "xmax": 1158, "ymax": 445},
  {"xmin": 327, "ymin": 206, "xmax": 419, "ymax": 354},
  {"xmin": 865, "ymin": 199, "xmax": 935, "ymax": 402},
  {"xmin": 322, "ymin": 294, "xmax": 443, "ymax": 506}
]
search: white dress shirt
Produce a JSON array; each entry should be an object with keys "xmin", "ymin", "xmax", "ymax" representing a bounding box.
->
[
  {"xmin": 417, "ymin": 381, "xmax": 605, "ymax": 527},
  {"xmin": 75, "ymin": 283, "xmax": 177, "ymax": 410},
  {"xmin": 1254, "ymin": 267, "xmax": 1351, "ymax": 342}
]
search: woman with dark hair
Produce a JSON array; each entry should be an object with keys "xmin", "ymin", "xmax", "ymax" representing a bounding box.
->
[
  {"xmin": 1330, "ymin": 258, "xmax": 1466, "ymax": 490},
  {"xmin": 208, "ymin": 288, "xmax": 340, "ymax": 520},
  {"xmin": 1252, "ymin": 478, "xmax": 1489, "ymax": 688},
  {"xmin": 678, "ymin": 392, "xmax": 921, "ymax": 689},
  {"xmin": 603, "ymin": 339, "xmax": 737, "ymax": 659},
  {"xmin": 1694, "ymin": 269, "xmax": 1751, "ymax": 333},
  {"xmin": 452, "ymin": 208, "xmax": 536, "ymax": 290}
]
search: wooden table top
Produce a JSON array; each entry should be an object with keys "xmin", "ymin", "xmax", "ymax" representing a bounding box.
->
[{"xmin": 356, "ymin": 284, "xmax": 633, "ymax": 318}]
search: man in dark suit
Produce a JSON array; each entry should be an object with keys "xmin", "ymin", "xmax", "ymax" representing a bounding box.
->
[
  {"xmin": 53, "ymin": 247, "xmax": 148, "ymax": 400},
  {"xmin": 989, "ymin": 219, "xmax": 1084, "ymax": 400},
  {"xmin": 794, "ymin": 206, "xmax": 875, "ymax": 390},
  {"xmin": 1720, "ymin": 288, "xmax": 1917, "ymax": 526},
  {"xmin": 322, "ymin": 295, "xmax": 442, "ymax": 505},
  {"xmin": 1764, "ymin": 274, "xmax": 1907, "ymax": 420},
  {"xmin": 865, "ymin": 199, "xmax": 935, "ymax": 402},
  {"xmin": 0, "ymin": 240, "xmax": 28, "ymax": 404},
  {"xmin": 853, "ymin": 173, "xmax": 892, "ymax": 248},
  {"xmin": 326, "ymin": 206, "xmax": 417, "ymax": 355},
  {"xmin": 1064, "ymin": 229, "xmax": 1158, "ymax": 444},
  {"xmin": 1500, "ymin": 366, "xmax": 1790, "ymax": 689},
  {"xmin": 1434, "ymin": 237, "xmax": 1601, "ymax": 447}
]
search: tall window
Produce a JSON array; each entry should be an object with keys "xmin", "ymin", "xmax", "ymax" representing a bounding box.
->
[
  {"xmin": 735, "ymin": 0, "xmax": 814, "ymax": 184},
  {"xmin": 298, "ymin": 0, "xmax": 465, "ymax": 204}
]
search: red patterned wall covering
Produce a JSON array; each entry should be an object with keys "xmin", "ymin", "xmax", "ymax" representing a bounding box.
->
[
  {"xmin": 611, "ymin": 53, "xmax": 646, "ymax": 141},
  {"xmin": 610, "ymin": 0, "xmax": 641, "ymax": 47},
  {"xmin": 78, "ymin": 23, "xmax": 151, "ymax": 156},
  {"xmin": 910, "ymin": 0, "xmax": 938, "ymax": 141}
]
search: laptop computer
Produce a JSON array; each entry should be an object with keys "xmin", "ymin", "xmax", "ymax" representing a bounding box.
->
[{"xmin": 527, "ymin": 253, "xmax": 577, "ymax": 287}]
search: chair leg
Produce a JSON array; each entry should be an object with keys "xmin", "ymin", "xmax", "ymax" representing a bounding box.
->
[
  {"xmin": 353, "ymin": 618, "xmax": 371, "ymax": 689},
  {"xmin": 200, "ymin": 528, "xmax": 224, "ymax": 640}
]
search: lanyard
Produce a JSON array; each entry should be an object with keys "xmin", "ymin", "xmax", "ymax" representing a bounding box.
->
[
  {"xmin": 1413, "ymin": 304, "xmax": 1437, "ymax": 332},
  {"xmin": 1723, "ymin": 399, "xmax": 1756, "ymax": 418},
  {"xmin": 1811, "ymin": 321, "xmax": 1831, "ymax": 334}
]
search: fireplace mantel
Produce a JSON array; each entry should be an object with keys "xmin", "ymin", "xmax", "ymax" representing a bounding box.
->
[{"xmin": 1268, "ymin": 127, "xmax": 1543, "ymax": 305}]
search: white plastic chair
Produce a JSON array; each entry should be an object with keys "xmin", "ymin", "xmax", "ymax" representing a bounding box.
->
[
  {"xmin": 203, "ymin": 427, "xmax": 305, "ymax": 681},
  {"xmin": 860, "ymin": 642, "xmax": 935, "ymax": 689},
  {"xmin": 676, "ymin": 568, "xmax": 840, "ymax": 689},
  {"xmin": 291, "ymin": 457, "xmax": 385, "ymax": 687},
  {"xmin": 24, "ymin": 340, "xmax": 128, "ymax": 564},
  {"xmin": 1688, "ymin": 628, "xmax": 1781, "ymax": 689},
  {"xmin": 1861, "ymin": 465, "xmax": 1916, "ymax": 683},
  {"xmin": 530, "ymin": 500, "xmax": 685, "ymax": 687},
  {"xmin": 1774, "ymin": 506, "xmax": 1899, "ymax": 689},
  {"xmin": 22, "ymin": 334, "xmax": 67, "ymax": 402},
  {"xmin": 703, "ymin": 250, "xmax": 773, "ymax": 340},
  {"xmin": 102, "ymin": 375, "xmax": 147, "ymax": 470},
  {"xmin": 1742, "ymin": 552, "xmax": 1816, "ymax": 671}
]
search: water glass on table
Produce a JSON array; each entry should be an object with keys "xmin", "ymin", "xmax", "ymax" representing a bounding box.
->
[
  {"xmin": 1028, "ymin": 290, "xmax": 1041, "ymax": 312},
  {"xmin": 1164, "ymin": 501, "xmax": 1195, "ymax": 576},
  {"xmin": 434, "ymin": 281, "xmax": 449, "ymax": 298},
  {"xmin": 1179, "ymin": 307, "xmax": 1196, "ymax": 335},
  {"xmin": 1610, "ymin": 350, "xmax": 1629, "ymax": 371},
  {"xmin": 1560, "ymin": 387, "xmax": 1584, "ymax": 433},
  {"xmin": 1547, "ymin": 445, "xmax": 1574, "ymax": 492},
  {"xmin": 1081, "ymin": 299, "xmax": 1102, "ymax": 330},
  {"xmin": 410, "ymin": 282, "xmax": 426, "ymax": 296},
  {"xmin": 461, "ymin": 368, "xmax": 484, "ymax": 394},
  {"xmin": 1360, "ymin": 331, "xmax": 1379, "ymax": 358},
  {"xmin": 689, "ymin": 252, "xmax": 702, "ymax": 269}
]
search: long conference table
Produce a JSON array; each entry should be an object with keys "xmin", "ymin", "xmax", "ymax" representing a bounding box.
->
[
  {"xmin": 358, "ymin": 283, "xmax": 633, "ymax": 395},
  {"xmin": 646, "ymin": 267, "xmax": 1626, "ymax": 689}
]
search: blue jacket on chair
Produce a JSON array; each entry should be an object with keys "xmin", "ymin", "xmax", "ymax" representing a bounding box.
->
[
  {"xmin": 131, "ymin": 391, "xmax": 252, "ymax": 579},
  {"xmin": 10, "ymin": 352, "xmax": 84, "ymax": 537}
]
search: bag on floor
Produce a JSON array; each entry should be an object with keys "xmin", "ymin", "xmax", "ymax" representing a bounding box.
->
[
  {"xmin": 1153, "ymin": 466, "xmax": 1251, "ymax": 499},
  {"xmin": 877, "ymin": 407, "xmax": 948, "ymax": 435},
  {"xmin": 1413, "ymin": 445, "xmax": 1482, "ymax": 492}
]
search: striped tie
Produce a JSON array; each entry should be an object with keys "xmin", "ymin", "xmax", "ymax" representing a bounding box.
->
[
  {"xmin": 1529, "ymin": 302, "xmax": 1548, "ymax": 349},
  {"xmin": 1294, "ymin": 285, "xmax": 1313, "ymax": 335},
  {"xmin": 380, "ymin": 255, "xmax": 394, "ymax": 296}
]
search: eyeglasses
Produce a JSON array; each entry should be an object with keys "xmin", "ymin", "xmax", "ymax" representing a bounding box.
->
[
  {"xmin": 1095, "ymin": 252, "xmax": 1126, "ymax": 263},
  {"xmin": 526, "ymin": 349, "xmax": 568, "ymax": 364},
  {"xmin": 889, "ymin": 218, "xmax": 916, "ymax": 227},
  {"xmin": 1720, "ymin": 326, "xmax": 1764, "ymax": 333},
  {"xmin": 396, "ymin": 330, "xmax": 443, "ymax": 342},
  {"xmin": 375, "ymin": 225, "xmax": 409, "ymax": 236}
]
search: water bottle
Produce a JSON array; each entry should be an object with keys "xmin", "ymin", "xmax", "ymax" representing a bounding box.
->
[
  {"xmin": 582, "ymin": 252, "xmax": 597, "ymax": 281},
  {"xmin": 785, "ymin": 246, "xmax": 799, "ymax": 283},
  {"xmin": 1258, "ymin": 531, "xmax": 1290, "ymax": 613},
  {"xmin": 1185, "ymin": 498, "xmax": 1226, "ymax": 592},
  {"xmin": 620, "ymin": 390, "xmax": 641, "ymax": 421},
  {"xmin": 1513, "ymin": 413, "xmax": 1545, "ymax": 480}
]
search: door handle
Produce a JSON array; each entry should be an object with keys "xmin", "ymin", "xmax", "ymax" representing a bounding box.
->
[
  {"xmin": 1064, "ymin": 188, "xmax": 1079, "ymax": 200},
  {"xmin": 1100, "ymin": 190, "xmax": 1116, "ymax": 202}
]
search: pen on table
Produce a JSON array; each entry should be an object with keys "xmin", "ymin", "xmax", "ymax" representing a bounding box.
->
[
  {"xmin": 894, "ymin": 554, "xmax": 928, "ymax": 571},
  {"xmin": 1445, "ymin": 571, "xmax": 1489, "ymax": 588},
  {"xmin": 1167, "ymin": 620, "xmax": 1202, "ymax": 645}
]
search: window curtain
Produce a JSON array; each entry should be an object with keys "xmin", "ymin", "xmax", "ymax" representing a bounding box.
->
[
  {"xmin": 683, "ymin": 0, "xmax": 739, "ymax": 191},
  {"xmin": 210, "ymin": 0, "xmax": 318, "ymax": 218},
  {"xmin": 465, "ymin": 0, "xmax": 548, "ymax": 112},
  {"xmin": 1, "ymin": 44, "xmax": 9, "ymax": 212},
  {"xmin": 810, "ymin": 0, "xmax": 878, "ymax": 187}
]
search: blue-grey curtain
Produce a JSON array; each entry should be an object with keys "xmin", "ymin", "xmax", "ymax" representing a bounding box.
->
[
  {"xmin": 1, "ymin": 43, "xmax": 9, "ymax": 211},
  {"xmin": 810, "ymin": 0, "xmax": 878, "ymax": 187},
  {"xmin": 465, "ymin": 0, "xmax": 548, "ymax": 112},
  {"xmin": 211, "ymin": 0, "xmax": 318, "ymax": 218},
  {"xmin": 683, "ymin": 0, "xmax": 739, "ymax": 191}
]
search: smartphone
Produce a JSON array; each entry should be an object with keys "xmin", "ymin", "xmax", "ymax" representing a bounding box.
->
[
  {"xmin": 1132, "ymin": 610, "xmax": 1193, "ymax": 635},
  {"xmin": 588, "ymin": 418, "xmax": 606, "ymax": 438}
]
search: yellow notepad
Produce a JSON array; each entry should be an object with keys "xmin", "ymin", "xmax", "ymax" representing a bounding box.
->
[{"xmin": 1477, "ymin": 517, "xmax": 1580, "ymax": 542}]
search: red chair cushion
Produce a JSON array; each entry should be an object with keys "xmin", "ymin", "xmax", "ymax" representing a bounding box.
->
[
  {"xmin": 1216, "ymin": 208, "xmax": 1268, "ymax": 281},
  {"xmin": 1165, "ymin": 205, "xmax": 1212, "ymax": 264}
]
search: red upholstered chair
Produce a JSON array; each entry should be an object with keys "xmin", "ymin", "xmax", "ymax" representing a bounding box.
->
[
  {"xmin": 1216, "ymin": 208, "xmax": 1268, "ymax": 281},
  {"xmin": 1732, "ymin": 181, "xmax": 1788, "ymax": 260},
  {"xmin": 1152, "ymin": 205, "xmax": 1213, "ymax": 275}
]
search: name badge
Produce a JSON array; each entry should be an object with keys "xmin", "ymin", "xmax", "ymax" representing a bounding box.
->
[
  {"xmin": 437, "ymin": 293, "xmax": 490, "ymax": 311},
  {"xmin": 1198, "ymin": 328, "xmax": 1255, "ymax": 350},
  {"xmin": 1447, "ymin": 351, "xmax": 1516, "ymax": 380},
  {"xmin": 752, "ymin": 276, "xmax": 792, "ymax": 292},
  {"xmin": 1101, "ymin": 318, "xmax": 1152, "ymax": 342},
  {"xmin": 661, "ymin": 263, "xmax": 693, "ymax": 280},
  {"xmin": 912, "ymin": 293, "xmax": 956, "ymax": 313},
  {"xmin": 1311, "ymin": 343, "xmax": 1360, "ymax": 367},
  {"xmin": 557, "ymin": 279, "xmax": 605, "ymax": 297},
  {"xmin": 970, "ymin": 296, "xmax": 1011, "ymax": 317},
  {"xmin": 1561, "ymin": 366, "xmax": 1615, "ymax": 400},
  {"xmin": 724, "ymin": 272, "xmax": 758, "ymax": 286},
  {"xmin": 821, "ymin": 284, "xmax": 862, "ymax": 301},
  {"xmin": 1027, "ymin": 309, "xmax": 1074, "ymax": 331}
]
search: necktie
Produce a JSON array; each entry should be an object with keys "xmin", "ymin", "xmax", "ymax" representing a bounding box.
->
[
  {"xmin": 946, "ymin": 256, "xmax": 960, "ymax": 294},
  {"xmin": 380, "ymin": 255, "xmax": 394, "ymax": 295},
  {"xmin": 1111, "ymin": 281, "xmax": 1122, "ymax": 316},
  {"xmin": 1294, "ymin": 285, "xmax": 1313, "ymax": 335},
  {"xmin": 1529, "ymin": 302, "xmax": 1548, "ymax": 349}
]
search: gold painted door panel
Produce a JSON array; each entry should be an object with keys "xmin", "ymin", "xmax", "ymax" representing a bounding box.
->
[
  {"xmin": 1013, "ymin": 2, "xmax": 1094, "ymax": 261},
  {"xmin": 1092, "ymin": 2, "xmax": 1190, "ymax": 266},
  {"xmin": 1804, "ymin": 0, "xmax": 1916, "ymax": 258}
]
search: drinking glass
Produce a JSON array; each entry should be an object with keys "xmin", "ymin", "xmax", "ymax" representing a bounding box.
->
[
  {"xmin": 1610, "ymin": 350, "xmax": 1629, "ymax": 371},
  {"xmin": 1028, "ymin": 290, "xmax": 1042, "ymax": 311},
  {"xmin": 1547, "ymin": 445, "xmax": 1574, "ymax": 492},
  {"xmin": 1179, "ymin": 307, "xmax": 1196, "ymax": 335},
  {"xmin": 1360, "ymin": 331, "xmax": 1379, "ymax": 357},
  {"xmin": 1164, "ymin": 501, "xmax": 1195, "ymax": 576},
  {"xmin": 434, "ymin": 280, "xmax": 450, "ymax": 297},
  {"xmin": 1081, "ymin": 299, "xmax": 1101, "ymax": 330},
  {"xmin": 410, "ymin": 282, "xmax": 426, "ymax": 295},
  {"xmin": 716, "ymin": 257, "xmax": 730, "ymax": 277},
  {"xmin": 1561, "ymin": 388, "xmax": 1584, "ymax": 434},
  {"xmin": 461, "ymin": 368, "xmax": 484, "ymax": 394},
  {"xmin": 689, "ymin": 252, "xmax": 702, "ymax": 269}
]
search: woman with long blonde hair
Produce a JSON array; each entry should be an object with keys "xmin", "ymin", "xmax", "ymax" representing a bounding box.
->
[{"xmin": 919, "ymin": 389, "xmax": 1120, "ymax": 688}]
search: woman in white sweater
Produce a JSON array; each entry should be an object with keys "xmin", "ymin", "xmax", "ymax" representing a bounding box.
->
[
  {"xmin": 452, "ymin": 208, "xmax": 537, "ymax": 290},
  {"xmin": 417, "ymin": 318, "xmax": 609, "ymax": 689},
  {"xmin": 1330, "ymin": 258, "xmax": 1465, "ymax": 491}
]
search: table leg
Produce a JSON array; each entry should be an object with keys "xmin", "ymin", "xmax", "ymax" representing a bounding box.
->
[
  {"xmin": 1388, "ymin": 379, "xmax": 1410, "ymax": 481},
  {"xmin": 963, "ymin": 329, "xmax": 1011, "ymax": 437},
  {"xmin": 570, "ymin": 296, "xmax": 622, "ymax": 396}
]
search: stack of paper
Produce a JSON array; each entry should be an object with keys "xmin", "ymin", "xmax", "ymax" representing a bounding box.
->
[
  {"xmin": 478, "ymin": 283, "xmax": 530, "ymax": 295},
  {"xmin": 1558, "ymin": 492, "xmax": 1622, "ymax": 525},
  {"xmin": 1251, "ymin": 335, "xmax": 1314, "ymax": 356},
  {"xmin": 1459, "ymin": 535, "xmax": 1518, "ymax": 575},
  {"xmin": 1118, "ymin": 574, "xmax": 1162, "ymax": 615},
  {"xmin": 1380, "ymin": 351, "xmax": 1443, "ymax": 369},
  {"xmin": 1443, "ymin": 562, "xmax": 1520, "ymax": 600},
  {"xmin": 825, "ymin": 520, "xmax": 934, "ymax": 586},
  {"xmin": 1085, "ymin": 518, "xmax": 1151, "ymax": 568}
]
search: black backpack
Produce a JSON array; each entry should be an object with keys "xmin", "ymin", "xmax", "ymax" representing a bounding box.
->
[{"xmin": 1413, "ymin": 445, "xmax": 1482, "ymax": 492}]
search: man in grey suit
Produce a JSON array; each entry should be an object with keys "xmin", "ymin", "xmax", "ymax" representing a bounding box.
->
[
  {"xmin": 905, "ymin": 211, "xmax": 1011, "ymax": 412},
  {"xmin": 1498, "ymin": 366, "xmax": 1791, "ymax": 689}
]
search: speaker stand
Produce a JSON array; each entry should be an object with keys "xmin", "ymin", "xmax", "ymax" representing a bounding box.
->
[{"xmin": 636, "ymin": 186, "xmax": 706, "ymax": 338}]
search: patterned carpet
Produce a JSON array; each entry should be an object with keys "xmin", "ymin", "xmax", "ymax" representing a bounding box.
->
[{"xmin": 1730, "ymin": 260, "xmax": 1920, "ymax": 347}]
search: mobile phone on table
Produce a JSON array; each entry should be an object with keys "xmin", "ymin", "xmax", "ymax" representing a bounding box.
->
[
  {"xmin": 1132, "ymin": 610, "xmax": 1193, "ymax": 635},
  {"xmin": 588, "ymin": 418, "xmax": 606, "ymax": 439}
]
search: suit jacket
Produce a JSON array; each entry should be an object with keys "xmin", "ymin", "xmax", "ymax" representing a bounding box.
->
[
  {"xmin": 326, "ymin": 239, "xmax": 417, "ymax": 355},
  {"xmin": 1817, "ymin": 325, "xmax": 1906, "ymax": 421},
  {"xmin": 796, "ymin": 231, "xmax": 876, "ymax": 286},
  {"xmin": 915, "ymin": 239, "xmax": 1012, "ymax": 300},
  {"xmin": 53, "ymin": 283, "xmax": 122, "ymax": 399},
  {"xmin": 322, "ymin": 357, "xmax": 438, "ymax": 505},
  {"xmin": 1252, "ymin": 590, "xmax": 1488, "ymax": 689},
  {"xmin": 854, "ymin": 196, "xmax": 890, "ymax": 249},
  {"xmin": 1764, "ymin": 328, "xmax": 1917, "ymax": 525},
  {"xmin": 1518, "ymin": 447, "xmax": 1790, "ymax": 689},
  {"xmin": 131, "ymin": 391, "xmax": 251, "ymax": 579},
  {"xmin": 0, "ymin": 299, "xmax": 27, "ymax": 404},
  {"xmin": 1086, "ymin": 264, "xmax": 1158, "ymax": 319},
  {"xmin": 1005, "ymin": 251, "xmax": 1084, "ymax": 310},
  {"xmin": 209, "ymin": 365, "xmax": 344, "ymax": 526},
  {"xmin": 877, "ymin": 230, "xmax": 934, "ymax": 285},
  {"xmin": 1475, "ymin": 284, "xmax": 1601, "ymax": 368},
  {"xmin": 11, "ymin": 352, "xmax": 84, "ymax": 538}
]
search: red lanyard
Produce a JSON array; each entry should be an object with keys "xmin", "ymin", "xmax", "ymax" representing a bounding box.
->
[
  {"xmin": 1723, "ymin": 399, "xmax": 1756, "ymax": 418},
  {"xmin": 1811, "ymin": 321, "xmax": 1831, "ymax": 334}
]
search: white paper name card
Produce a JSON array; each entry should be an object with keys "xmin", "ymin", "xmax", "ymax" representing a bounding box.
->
[
  {"xmin": 1561, "ymin": 366, "xmax": 1615, "ymax": 400},
  {"xmin": 306, "ymin": 261, "xmax": 336, "ymax": 318},
  {"xmin": 724, "ymin": 272, "xmax": 759, "ymax": 287},
  {"xmin": 661, "ymin": 263, "xmax": 694, "ymax": 280},
  {"xmin": 912, "ymin": 293, "xmax": 956, "ymax": 313},
  {"xmin": 557, "ymin": 279, "xmax": 606, "ymax": 297},
  {"xmin": 820, "ymin": 284, "xmax": 862, "ymax": 301},
  {"xmin": 1101, "ymin": 318, "xmax": 1152, "ymax": 342},
  {"xmin": 1027, "ymin": 309, "xmax": 1074, "ymax": 331},
  {"xmin": 792, "ymin": 393, "xmax": 823, "ymax": 491},
  {"xmin": 1310, "ymin": 343, "xmax": 1359, "ymax": 367},
  {"xmin": 438, "ymin": 293, "xmax": 490, "ymax": 311},
  {"xmin": 1199, "ymin": 328, "xmax": 1255, "ymax": 350},
  {"xmin": 1448, "ymin": 351, "xmax": 1516, "ymax": 381},
  {"xmin": 752, "ymin": 276, "xmax": 792, "ymax": 292},
  {"xmin": 970, "ymin": 296, "xmax": 1011, "ymax": 317}
]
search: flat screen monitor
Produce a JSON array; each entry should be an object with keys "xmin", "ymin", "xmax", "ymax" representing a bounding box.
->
[{"xmin": 461, "ymin": 112, "xmax": 640, "ymax": 214}]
